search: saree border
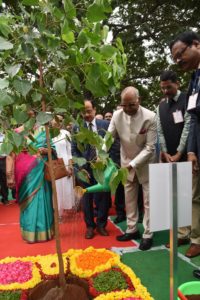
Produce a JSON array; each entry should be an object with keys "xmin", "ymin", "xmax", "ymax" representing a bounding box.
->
[{"xmin": 19, "ymin": 180, "xmax": 43, "ymax": 213}]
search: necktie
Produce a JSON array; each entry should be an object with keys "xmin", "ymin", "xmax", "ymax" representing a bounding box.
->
[
  {"xmin": 88, "ymin": 122, "xmax": 96, "ymax": 161},
  {"xmin": 168, "ymin": 98, "xmax": 175, "ymax": 107},
  {"xmin": 88, "ymin": 122, "xmax": 93, "ymax": 131}
]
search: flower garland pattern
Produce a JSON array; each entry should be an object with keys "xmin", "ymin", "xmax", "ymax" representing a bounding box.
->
[
  {"xmin": 89, "ymin": 267, "xmax": 135, "ymax": 297},
  {"xmin": 69, "ymin": 247, "xmax": 120, "ymax": 278},
  {"xmin": 0, "ymin": 247, "xmax": 154, "ymax": 300},
  {"xmin": 0, "ymin": 257, "xmax": 40, "ymax": 291},
  {"xmin": 35, "ymin": 253, "xmax": 69, "ymax": 279}
]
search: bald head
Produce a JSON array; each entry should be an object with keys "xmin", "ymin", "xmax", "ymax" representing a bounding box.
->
[
  {"xmin": 120, "ymin": 86, "xmax": 140, "ymax": 116},
  {"xmin": 121, "ymin": 86, "xmax": 139, "ymax": 100}
]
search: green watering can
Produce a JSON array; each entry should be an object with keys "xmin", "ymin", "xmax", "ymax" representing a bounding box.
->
[
  {"xmin": 74, "ymin": 159, "xmax": 117, "ymax": 198},
  {"xmin": 85, "ymin": 159, "xmax": 117, "ymax": 193}
]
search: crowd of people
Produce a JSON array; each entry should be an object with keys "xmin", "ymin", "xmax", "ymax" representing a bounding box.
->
[{"xmin": 0, "ymin": 30, "xmax": 200, "ymax": 278}]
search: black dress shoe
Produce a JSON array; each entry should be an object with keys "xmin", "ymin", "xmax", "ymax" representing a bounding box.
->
[
  {"xmin": 85, "ymin": 227, "xmax": 95, "ymax": 239},
  {"xmin": 193, "ymin": 269, "xmax": 200, "ymax": 279},
  {"xmin": 2, "ymin": 199, "xmax": 9, "ymax": 205},
  {"xmin": 3, "ymin": 201, "xmax": 13, "ymax": 206},
  {"xmin": 116, "ymin": 231, "xmax": 140, "ymax": 241},
  {"xmin": 96, "ymin": 227, "xmax": 109, "ymax": 236},
  {"xmin": 113, "ymin": 216, "xmax": 126, "ymax": 224},
  {"xmin": 139, "ymin": 238, "xmax": 153, "ymax": 251}
]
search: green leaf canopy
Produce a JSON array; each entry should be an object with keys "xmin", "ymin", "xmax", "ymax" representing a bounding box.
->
[
  {"xmin": 13, "ymin": 79, "xmax": 32, "ymax": 97},
  {"xmin": 36, "ymin": 112, "xmax": 53, "ymax": 125},
  {"xmin": 0, "ymin": 36, "xmax": 13, "ymax": 50}
]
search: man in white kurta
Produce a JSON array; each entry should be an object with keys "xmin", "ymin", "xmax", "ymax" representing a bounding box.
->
[{"xmin": 107, "ymin": 87, "xmax": 157, "ymax": 250}]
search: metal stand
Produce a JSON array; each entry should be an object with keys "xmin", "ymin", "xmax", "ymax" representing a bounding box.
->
[{"xmin": 170, "ymin": 163, "xmax": 178, "ymax": 300}]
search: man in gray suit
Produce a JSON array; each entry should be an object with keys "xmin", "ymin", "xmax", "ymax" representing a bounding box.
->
[{"xmin": 106, "ymin": 86, "xmax": 157, "ymax": 250}]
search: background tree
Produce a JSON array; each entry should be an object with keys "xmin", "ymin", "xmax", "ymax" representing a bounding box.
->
[
  {"xmin": 3, "ymin": 1, "xmax": 199, "ymax": 114},
  {"xmin": 103, "ymin": 0, "xmax": 200, "ymax": 111}
]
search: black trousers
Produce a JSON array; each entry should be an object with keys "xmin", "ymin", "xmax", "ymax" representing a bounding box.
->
[
  {"xmin": 83, "ymin": 191, "xmax": 110, "ymax": 228},
  {"xmin": 115, "ymin": 182, "xmax": 126, "ymax": 218},
  {"xmin": 0, "ymin": 157, "xmax": 8, "ymax": 203},
  {"xmin": 78, "ymin": 167, "xmax": 110, "ymax": 229},
  {"xmin": 138, "ymin": 184, "xmax": 144, "ymax": 221}
]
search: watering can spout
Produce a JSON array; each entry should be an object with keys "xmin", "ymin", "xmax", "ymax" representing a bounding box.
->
[
  {"xmin": 85, "ymin": 159, "xmax": 117, "ymax": 193},
  {"xmin": 86, "ymin": 183, "xmax": 110, "ymax": 193}
]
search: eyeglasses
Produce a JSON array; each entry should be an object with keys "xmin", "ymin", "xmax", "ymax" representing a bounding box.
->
[
  {"xmin": 83, "ymin": 110, "xmax": 93, "ymax": 114},
  {"xmin": 172, "ymin": 45, "xmax": 190, "ymax": 63},
  {"xmin": 120, "ymin": 103, "xmax": 139, "ymax": 108}
]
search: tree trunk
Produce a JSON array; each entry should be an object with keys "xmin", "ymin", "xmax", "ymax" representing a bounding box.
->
[{"xmin": 39, "ymin": 61, "xmax": 66, "ymax": 288}]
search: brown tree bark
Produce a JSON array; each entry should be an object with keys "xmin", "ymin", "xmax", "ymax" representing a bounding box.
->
[{"xmin": 39, "ymin": 60, "xmax": 66, "ymax": 288}]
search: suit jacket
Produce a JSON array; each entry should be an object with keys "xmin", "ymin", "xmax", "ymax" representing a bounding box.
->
[
  {"xmin": 187, "ymin": 113, "xmax": 199, "ymax": 155},
  {"xmin": 187, "ymin": 69, "xmax": 200, "ymax": 161},
  {"xmin": 107, "ymin": 106, "xmax": 157, "ymax": 183},
  {"xmin": 72, "ymin": 118, "xmax": 109, "ymax": 172}
]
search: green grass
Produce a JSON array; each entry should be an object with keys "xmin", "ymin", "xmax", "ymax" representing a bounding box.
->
[
  {"xmin": 122, "ymin": 249, "xmax": 199, "ymax": 300},
  {"xmin": 110, "ymin": 215, "xmax": 200, "ymax": 300}
]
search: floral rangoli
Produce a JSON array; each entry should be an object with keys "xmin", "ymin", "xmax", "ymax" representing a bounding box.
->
[{"xmin": 0, "ymin": 247, "xmax": 153, "ymax": 300}]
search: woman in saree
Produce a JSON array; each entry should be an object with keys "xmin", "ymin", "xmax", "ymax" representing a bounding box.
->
[{"xmin": 7, "ymin": 125, "xmax": 55, "ymax": 243}]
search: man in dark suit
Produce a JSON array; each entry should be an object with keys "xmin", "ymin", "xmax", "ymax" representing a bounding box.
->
[
  {"xmin": 157, "ymin": 70, "xmax": 200, "ymax": 256},
  {"xmin": 170, "ymin": 31, "xmax": 200, "ymax": 278},
  {"xmin": 72, "ymin": 99, "xmax": 110, "ymax": 239},
  {"xmin": 157, "ymin": 70, "xmax": 189, "ymax": 164}
]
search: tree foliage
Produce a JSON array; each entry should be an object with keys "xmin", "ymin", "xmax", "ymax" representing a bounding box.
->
[
  {"xmin": 0, "ymin": 0, "xmax": 128, "ymax": 192},
  {"xmin": 0, "ymin": 0, "xmax": 125, "ymax": 142},
  {"xmin": 1, "ymin": 0, "xmax": 200, "ymax": 188},
  {"xmin": 105, "ymin": 0, "xmax": 200, "ymax": 110}
]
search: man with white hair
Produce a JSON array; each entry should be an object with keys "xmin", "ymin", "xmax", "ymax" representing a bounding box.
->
[{"xmin": 106, "ymin": 86, "xmax": 157, "ymax": 250}]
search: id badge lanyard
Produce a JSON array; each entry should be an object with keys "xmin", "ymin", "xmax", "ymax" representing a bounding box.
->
[{"xmin": 187, "ymin": 75, "xmax": 200, "ymax": 111}]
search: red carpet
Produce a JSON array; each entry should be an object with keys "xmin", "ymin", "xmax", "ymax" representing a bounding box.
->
[{"xmin": 0, "ymin": 203, "xmax": 136, "ymax": 259}]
